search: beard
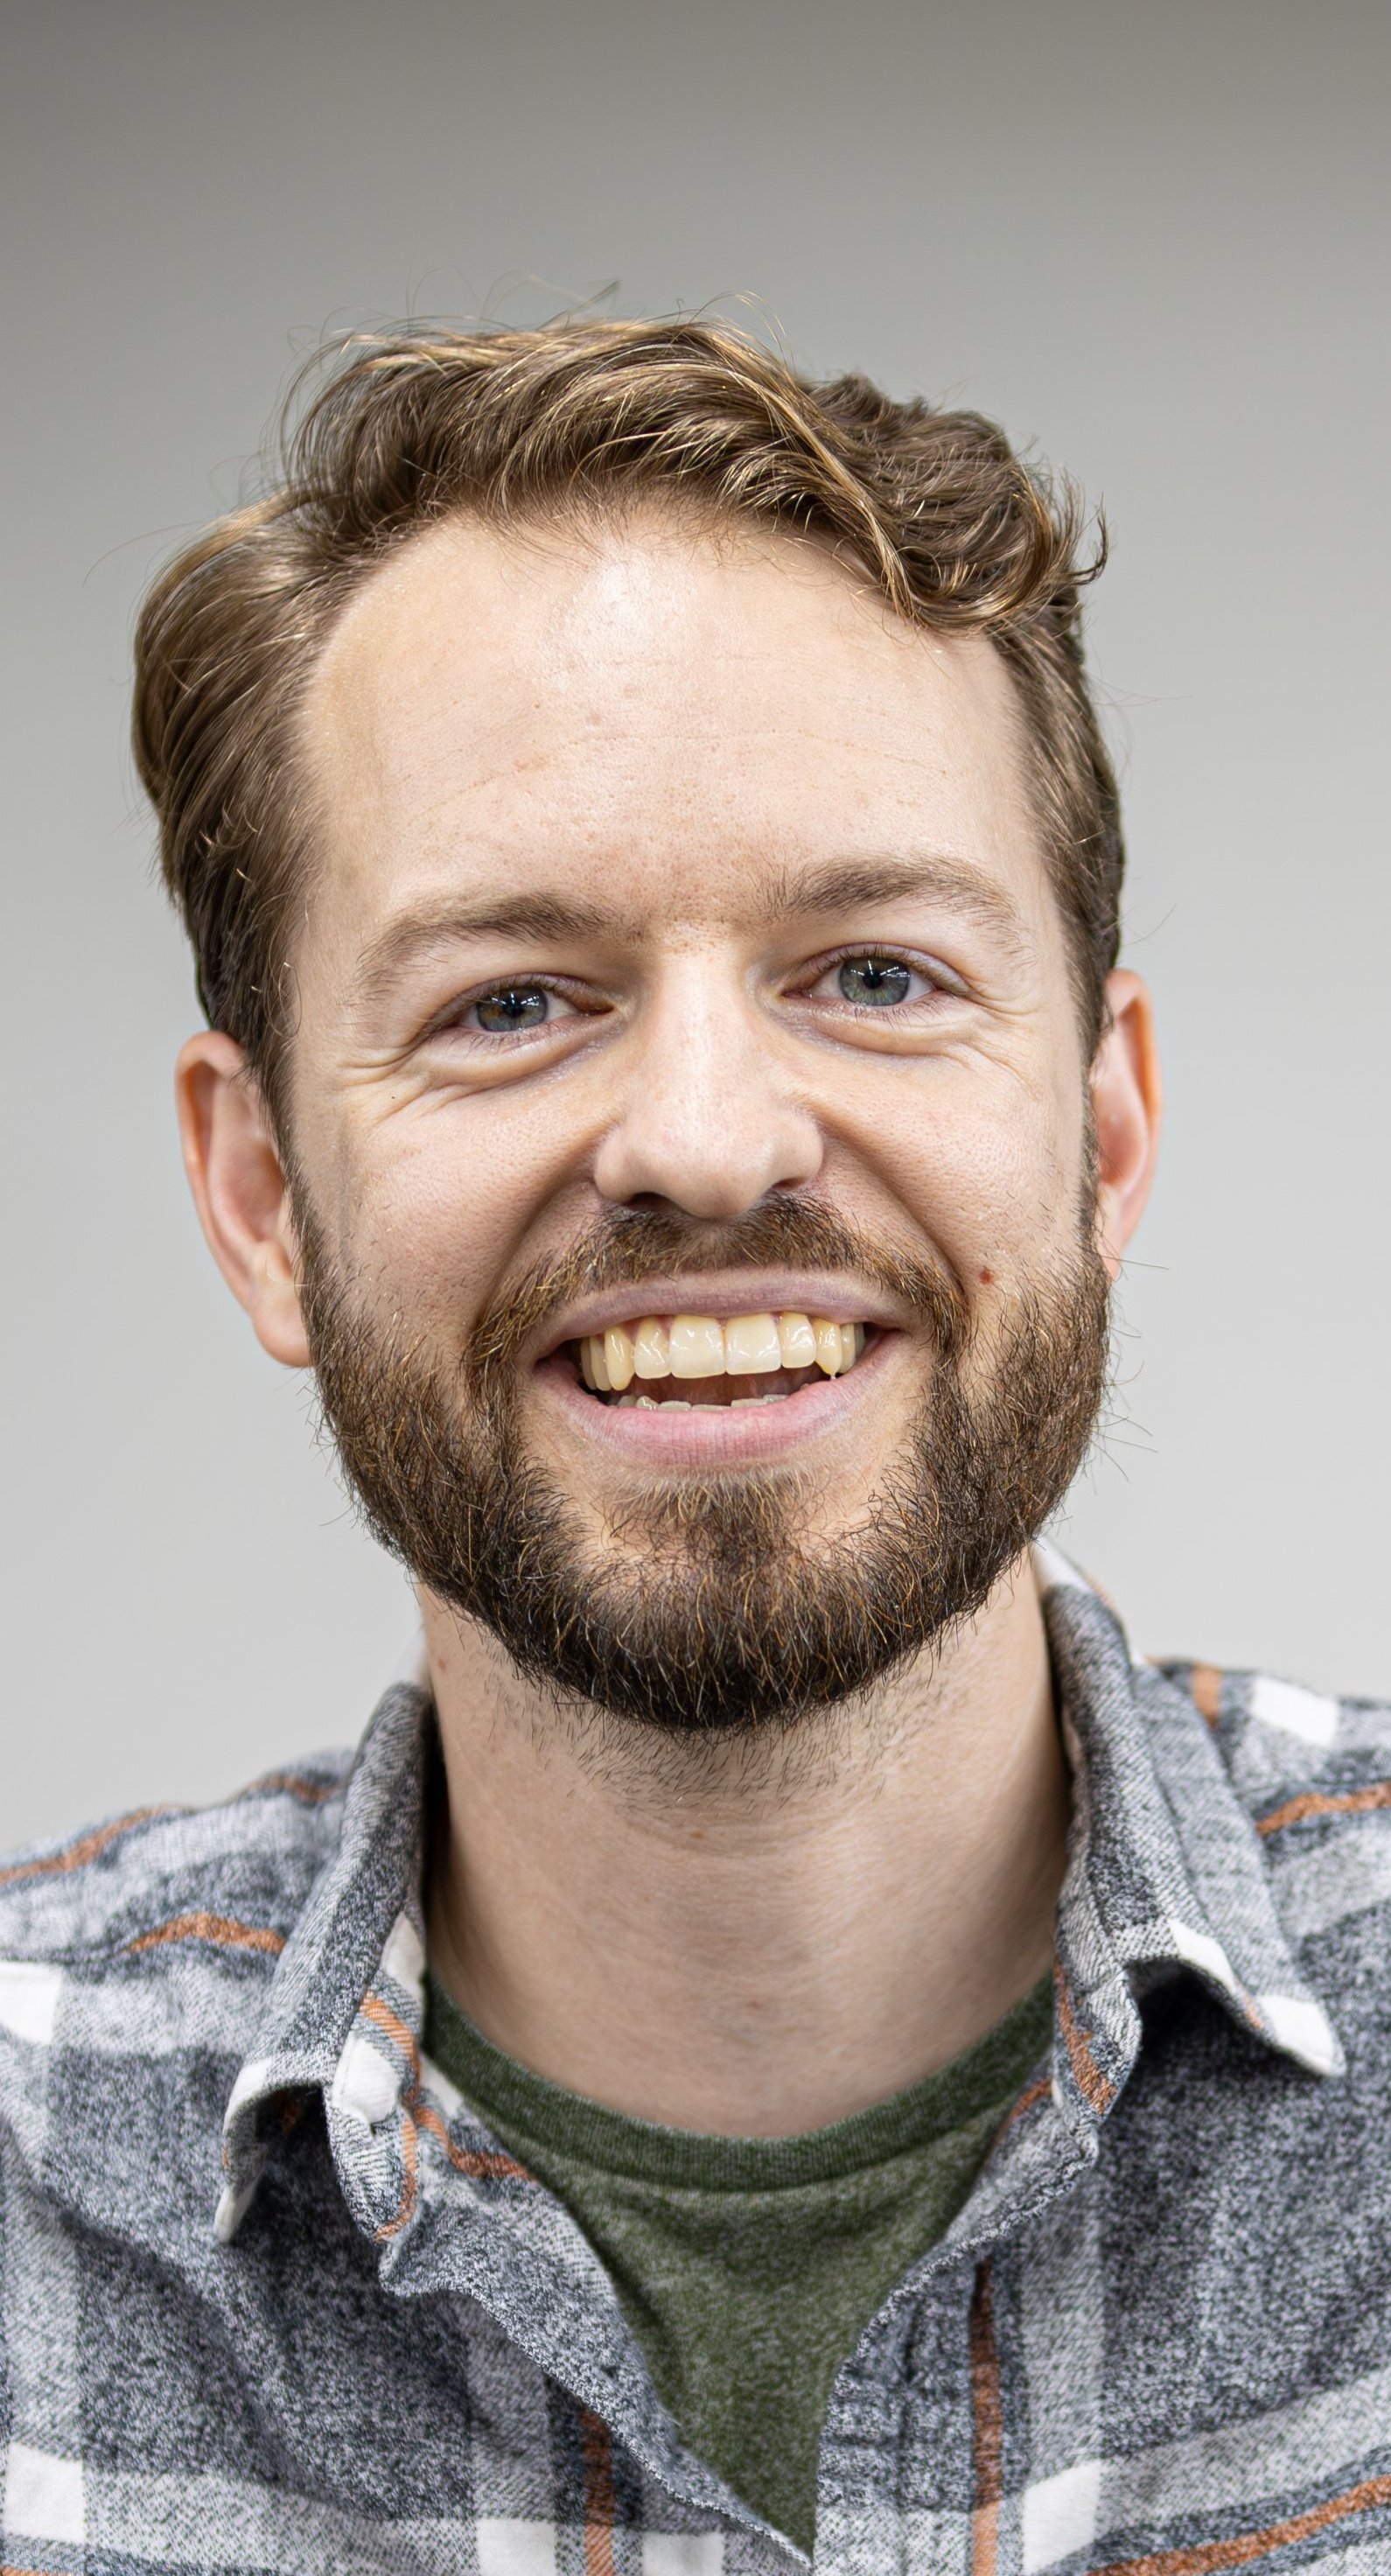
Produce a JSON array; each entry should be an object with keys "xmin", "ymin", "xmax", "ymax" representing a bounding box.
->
[{"xmin": 295, "ymin": 1191, "xmax": 1110, "ymax": 1738}]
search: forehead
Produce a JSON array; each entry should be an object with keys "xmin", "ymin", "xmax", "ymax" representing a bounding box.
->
[{"xmin": 300, "ymin": 511, "xmax": 1052, "ymax": 937}]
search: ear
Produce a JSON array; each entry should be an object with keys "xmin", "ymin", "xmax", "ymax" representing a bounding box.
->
[
  {"xmin": 175, "ymin": 1032, "xmax": 311, "ymax": 1368},
  {"xmin": 1090, "ymin": 970, "xmax": 1162, "ymax": 1278}
]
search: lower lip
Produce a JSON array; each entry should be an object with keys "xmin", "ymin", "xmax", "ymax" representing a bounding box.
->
[{"xmin": 533, "ymin": 1333, "xmax": 899, "ymax": 1466}]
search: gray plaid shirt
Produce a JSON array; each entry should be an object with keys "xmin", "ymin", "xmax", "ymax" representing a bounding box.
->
[{"xmin": 3, "ymin": 1544, "xmax": 1390, "ymax": 2573}]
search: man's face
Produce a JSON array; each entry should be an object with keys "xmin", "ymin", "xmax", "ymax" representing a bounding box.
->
[{"xmin": 281, "ymin": 512, "xmax": 1114, "ymax": 1728}]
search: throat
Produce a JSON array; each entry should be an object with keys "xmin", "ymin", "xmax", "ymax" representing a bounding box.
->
[{"xmin": 421, "ymin": 1555, "xmax": 1065, "ymax": 2134}]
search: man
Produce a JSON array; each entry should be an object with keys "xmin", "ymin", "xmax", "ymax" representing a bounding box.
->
[{"xmin": 0, "ymin": 318, "xmax": 1384, "ymax": 2575}]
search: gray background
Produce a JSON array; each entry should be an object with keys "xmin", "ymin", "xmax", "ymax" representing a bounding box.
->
[{"xmin": 3, "ymin": 0, "xmax": 1388, "ymax": 1849}]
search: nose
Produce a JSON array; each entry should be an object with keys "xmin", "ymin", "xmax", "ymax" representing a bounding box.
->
[{"xmin": 591, "ymin": 959, "xmax": 823, "ymax": 1220}]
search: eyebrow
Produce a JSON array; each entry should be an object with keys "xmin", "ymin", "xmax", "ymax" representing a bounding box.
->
[
  {"xmin": 349, "ymin": 850, "xmax": 1031, "ymax": 1009},
  {"xmin": 757, "ymin": 854, "xmax": 1031, "ymax": 956},
  {"xmin": 350, "ymin": 892, "xmax": 612, "ymax": 1007}
]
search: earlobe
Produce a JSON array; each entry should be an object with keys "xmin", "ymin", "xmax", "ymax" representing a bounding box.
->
[
  {"xmin": 174, "ymin": 1032, "xmax": 312, "ymax": 1368},
  {"xmin": 1091, "ymin": 970, "xmax": 1163, "ymax": 1276}
]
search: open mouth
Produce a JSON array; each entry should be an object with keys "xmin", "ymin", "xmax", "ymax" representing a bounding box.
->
[{"xmin": 570, "ymin": 1311, "xmax": 875, "ymax": 1410}]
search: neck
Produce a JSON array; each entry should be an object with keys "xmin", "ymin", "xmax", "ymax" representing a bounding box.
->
[{"xmin": 423, "ymin": 1558, "xmax": 1066, "ymax": 2136}]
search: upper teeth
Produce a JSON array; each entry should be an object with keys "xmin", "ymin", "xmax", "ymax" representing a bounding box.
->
[{"xmin": 577, "ymin": 1312, "xmax": 867, "ymax": 1393}]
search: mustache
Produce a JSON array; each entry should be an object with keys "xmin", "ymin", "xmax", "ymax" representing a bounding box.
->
[{"xmin": 465, "ymin": 1195, "xmax": 971, "ymax": 1379}]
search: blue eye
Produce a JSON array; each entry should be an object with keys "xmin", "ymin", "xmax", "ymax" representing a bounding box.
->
[
  {"xmin": 472, "ymin": 985, "xmax": 551, "ymax": 1033},
  {"xmin": 837, "ymin": 957, "xmax": 912, "ymax": 1007}
]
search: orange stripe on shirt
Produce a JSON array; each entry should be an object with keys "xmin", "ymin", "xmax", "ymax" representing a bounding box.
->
[
  {"xmin": 1094, "ymin": 2467, "xmax": 1391, "ymax": 2575},
  {"xmin": 359, "ymin": 1993, "xmax": 536, "ymax": 2185},
  {"xmin": 1257, "ymin": 1777, "xmax": 1391, "ymax": 1838},
  {"xmin": 0, "ymin": 1804, "xmax": 178, "ymax": 1888},
  {"xmin": 579, "ymin": 2404, "xmax": 619, "ymax": 2576},
  {"xmin": 1054, "ymin": 1963, "xmax": 1116, "ymax": 2117},
  {"xmin": 1189, "ymin": 1664, "xmax": 1223, "ymax": 1727},
  {"xmin": 990, "ymin": 2068, "xmax": 1052, "ymax": 2151},
  {"xmin": 237, "ymin": 1768, "xmax": 344, "ymax": 1807},
  {"xmin": 126, "ymin": 1913, "xmax": 285, "ymax": 1957},
  {"xmin": 413, "ymin": 2090, "xmax": 534, "ymax": 2182},
  {"xmin": 969, "ymin": 2258, "xmax": 1003, "ymax": 2576},
  {"xmin": 362, "ymin": 1986, "xmax": 421, "ymax": 2068}
]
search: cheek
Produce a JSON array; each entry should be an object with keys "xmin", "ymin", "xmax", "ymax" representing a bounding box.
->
[
  {"xmin": 851, "ymin": 1075, "xmax": 1080, "ymax": 1284},
  {"xmin": 299, "ymin": 1127, "xmax": 493, "ymax": 1338},
  {"xmin": 332, "ymin": 1096, "xmax": 581, "ymax": 1335}
]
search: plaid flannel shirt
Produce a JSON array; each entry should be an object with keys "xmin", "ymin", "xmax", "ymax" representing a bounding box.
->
[{"xmin": 3, "ymin": 1544, "xmax": 1391, "ymax": 2574}]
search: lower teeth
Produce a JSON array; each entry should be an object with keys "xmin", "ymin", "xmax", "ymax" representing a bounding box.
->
[{"xmin": 618, "ymin": 1390, "xmax": 792, "ymax": 1410}]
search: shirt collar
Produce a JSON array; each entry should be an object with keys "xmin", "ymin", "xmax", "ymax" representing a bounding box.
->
[
  {"xmin": 218, "ymin": 1549, "xmax": 1342, "ymax": 2245},
  {"xmin": 217, "ymin": 1672, "xmax": 436, "ymax": 2241},
  {"xmin": 1032, "ymin": 1540, "xmax": 1342, "ymax": 2152}
]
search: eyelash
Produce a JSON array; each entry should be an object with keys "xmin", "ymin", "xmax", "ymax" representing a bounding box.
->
[
  {"xmin": 430, "ymin": 982, "xmax": 588, "ymax": 1045},
  {"xmin": 798, "ymin": 948, "xmax": 961, "ymax": 1012},
  {"xmin": 434, "ymin": 949, "xmax": 961, "ymax": 1047}
]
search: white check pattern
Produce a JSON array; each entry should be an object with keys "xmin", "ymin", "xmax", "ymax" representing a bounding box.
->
[{"xmin": 3, "ymin": 1557, "xmax": 1390, "ymax": 2570}]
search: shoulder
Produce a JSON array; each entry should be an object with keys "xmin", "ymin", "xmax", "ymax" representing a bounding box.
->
[
  {"xmin": 1151, "ymin": 1654, "xmax": 1391, "ymax": 1809},
  {"xmin": 0, "ymin": 1753, "xmax": 354, "ymax": 2168},
  {"xmin": 0, "ymin": 1752, "xmax": 354, "ymax": 1964},
  {"xmin": 1153, "ymin": 1654, "xmax": 1391, "ymax": 1951}
]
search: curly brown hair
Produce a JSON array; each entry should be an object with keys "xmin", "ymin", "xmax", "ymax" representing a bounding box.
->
[{"xmin": 133, "ymin": 317, "xmax": 1122, "ymax": 1129}]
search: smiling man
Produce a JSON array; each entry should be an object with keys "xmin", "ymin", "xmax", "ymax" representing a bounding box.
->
[{"xmin": 3, "ymin": 322, "xmax": 1390, "ymax": 2573}]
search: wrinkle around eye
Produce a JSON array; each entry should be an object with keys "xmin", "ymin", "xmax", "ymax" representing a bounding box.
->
[
  {"xmin": 780, "ymin": 975, "xmax": 981, "ymax": 1059},
  {"xmin": 426, "ymin": 982, "xmax": 593, "ymax": 1044},
  {"xmin": 397, "ymin": 983, "xmax": 620, "ymax": 1089}
]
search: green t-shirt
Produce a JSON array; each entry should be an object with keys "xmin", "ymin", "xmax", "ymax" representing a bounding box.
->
[{"xmin": 424, "ymin": 1972, "xmax": 1052, "ymax": 2555}]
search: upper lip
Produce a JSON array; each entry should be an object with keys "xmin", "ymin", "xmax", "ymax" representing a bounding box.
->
[{"xmin": 534, "ymin": 1271, "xmax": 912, "ymax": 1363}]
